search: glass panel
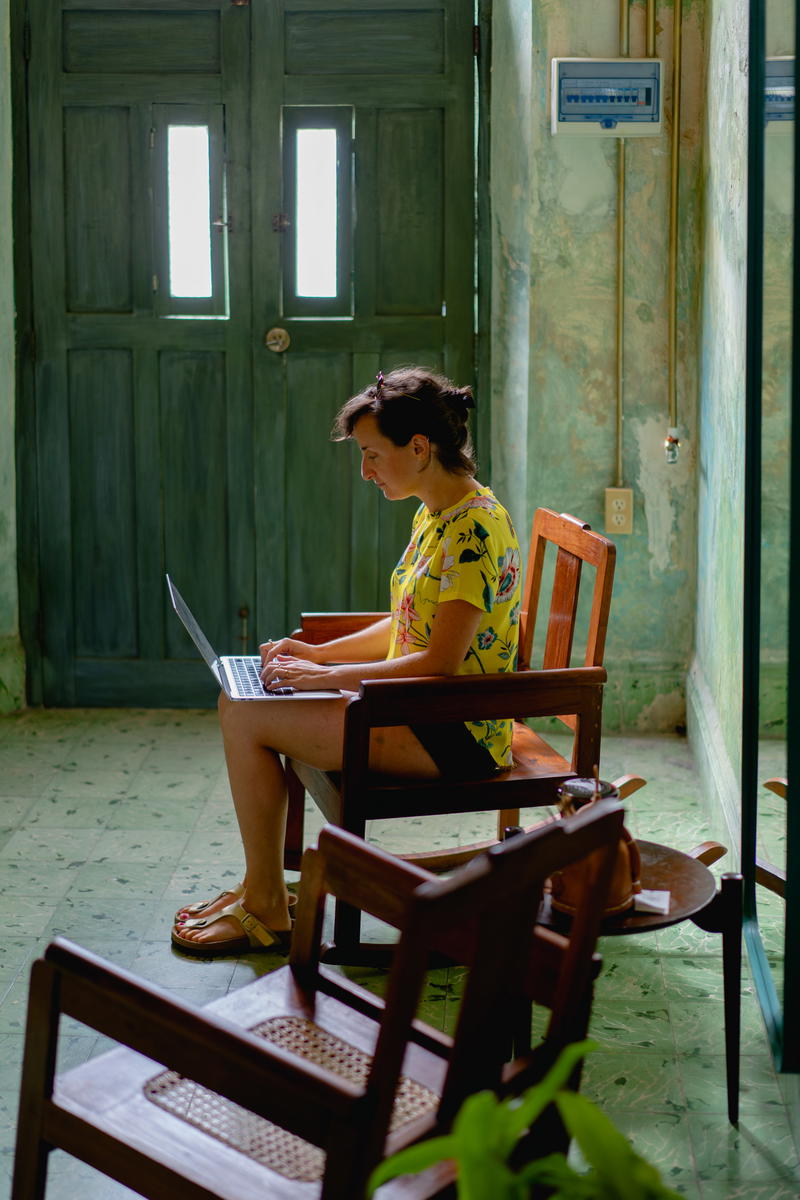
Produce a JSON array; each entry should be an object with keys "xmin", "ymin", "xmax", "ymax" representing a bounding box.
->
[
  {"xmin": 168, "ymin": 125, "xmax": 212, "ymax": 298},
  {"xmin": 295, "ymin": 128, "xmax": 338, "ymax": 298}
]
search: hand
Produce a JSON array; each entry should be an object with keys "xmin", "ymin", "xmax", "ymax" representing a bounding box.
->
[
  {"xmin": 259, "ymin": 653, "xmax": 336, "ymax": 691},
  {"xmin": 260, "ymin": 637, "xmax": 322, "ymax": 667}
]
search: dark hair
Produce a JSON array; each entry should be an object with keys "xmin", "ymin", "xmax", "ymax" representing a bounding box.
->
[{"xmin": 332, "ymin": 367, "xmax": 477, "ymax": 475}]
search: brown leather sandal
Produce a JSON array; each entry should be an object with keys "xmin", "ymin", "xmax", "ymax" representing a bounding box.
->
[{"xmin": 171, "ymin": 899, "xmax": 292, "ymax": 958}]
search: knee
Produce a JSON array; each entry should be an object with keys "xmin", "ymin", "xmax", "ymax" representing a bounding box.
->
[{"xmin": 218, "ymin": 690, "xmax": 234, "ymax": 731}]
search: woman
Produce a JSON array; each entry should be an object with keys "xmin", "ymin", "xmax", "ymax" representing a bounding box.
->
[{"xmin": 172, "ymin": 367, "xmax": 522, "ymax": 955}]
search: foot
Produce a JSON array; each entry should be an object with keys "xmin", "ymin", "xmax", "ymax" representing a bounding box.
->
[
  {"xmin": 172, "ymin": 890, "xmax": 294, "ymax": 956},
  {"xmin": 174, "ymin": 882, "xmax": 245, "ymax": 924},
  {"xmin": 175, "ymin": 883, "xmax": 297, "ymax": 925}
]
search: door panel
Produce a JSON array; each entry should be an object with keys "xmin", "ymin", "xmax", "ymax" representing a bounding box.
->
[
  {"xmin": 21, "ymin": 0, "xmax": 475, "ymax": 705},
  {"xmin": 69, "ymin": 349, "xmax": 137, "ymax": 659},
  {"xmin": 376, "ymin": 109, "xmax": 444, "ymax": 315},
  {"xmin": 64, "ymin": 107, "xmax": 134, "ymax": 312}
]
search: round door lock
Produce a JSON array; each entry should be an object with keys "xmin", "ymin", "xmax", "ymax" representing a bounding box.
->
[{"xmin": 264, "ymin": 327, "xmax": 291, "ymax": 353}]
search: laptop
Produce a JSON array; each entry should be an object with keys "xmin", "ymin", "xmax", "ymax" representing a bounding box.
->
[{"xmin": 166, "ymin": 575, "xmax": 341, "ymax": 701}]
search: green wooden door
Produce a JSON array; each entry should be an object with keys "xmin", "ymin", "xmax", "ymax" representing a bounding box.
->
[{"xmin": 20, "ymin": 0, "xmax": 475, "ymax": 706}]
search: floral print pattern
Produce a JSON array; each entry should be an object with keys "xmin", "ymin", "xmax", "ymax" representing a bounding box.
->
[{"xmin": 387, "ymin": 486, "xmax": 522, "ymax": 767}]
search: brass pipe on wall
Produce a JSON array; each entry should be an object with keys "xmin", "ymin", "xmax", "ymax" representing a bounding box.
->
[
  {"xmin": 615, "ymin": 1, "xmax": 630, "ymax": 488},
  {"xmin": 616, "ymin": 146, "xmax": 626, "ymax": 488},
  {"xmin": 668, "ymin": 0, "xmax": 683, "ymax": 433},
  {"xmin": 647, "ymin": 0, "xmax": 656, "ymax": 58}
]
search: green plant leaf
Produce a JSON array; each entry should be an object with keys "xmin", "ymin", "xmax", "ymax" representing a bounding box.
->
[
  {"xmin": 366, "ymin": 1134, "xmax": 457, "ymax": 1195},
  {"xmin": 556, "ymin": 1091, "xmax": 683, "ymax": 1198},
  {"xmin": 557, "ymin": 1091, "xmax": 637, "ymax": 1181},
  {"xmin": 452, "ymin": 1090, "xmax": 519, "ymax": 1161},
  {"xmin": 515, "ymin": 1152, "xmax": 592, "ymax": 1196},
  {"xmin": 456, "ymin": 1155, "xmax": 518, "ymax": 1200},
  {"xmin": 504, "ymin": 1039, "xmax": 599, "ymax": 1140}
]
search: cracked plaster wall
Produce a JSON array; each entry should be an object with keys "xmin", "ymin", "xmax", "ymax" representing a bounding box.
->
[{"xmin": 492, "ymin": 0, "xmax": 704, "ymax": 731}]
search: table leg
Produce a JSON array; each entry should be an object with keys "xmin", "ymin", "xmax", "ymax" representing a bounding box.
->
[{"xmin": 691, "ymin": 872, "xmax": 744, "ymax": 1125}]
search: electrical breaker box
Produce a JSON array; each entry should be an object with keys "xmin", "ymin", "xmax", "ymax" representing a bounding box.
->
[
  {"xmin": 766, "ymin": 57, "xmax": 794, "ymax": 126},
  {"xmin": 551, "ymin": 58, "xmax": 662, "ymax": 137}
]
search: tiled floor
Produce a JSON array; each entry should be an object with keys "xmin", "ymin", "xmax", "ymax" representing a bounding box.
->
[{"xmin": 0, "ymin": 709, "xmax": 797, "ymax": 1198}]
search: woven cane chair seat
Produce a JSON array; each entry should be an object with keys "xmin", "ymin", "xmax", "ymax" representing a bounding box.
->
[{"xmin": 144, "ymin": 1014, "xmax": 439, "ymax": 1183}]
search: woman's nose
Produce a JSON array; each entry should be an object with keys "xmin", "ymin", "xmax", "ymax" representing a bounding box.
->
[{"xmin": 360, "ymin": 455, "xmax": 372, "ymax": 480}]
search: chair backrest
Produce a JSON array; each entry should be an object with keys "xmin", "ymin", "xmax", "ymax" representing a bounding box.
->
[
  {"xmin": 292, "ymin": 799, "xmax": 624, "ymax": 1136},
  {"xmin": 518, "ymin": 508, "xmax": 616, "ymax": 672}
]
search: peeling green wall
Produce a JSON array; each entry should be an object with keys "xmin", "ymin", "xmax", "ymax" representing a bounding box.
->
[
  {"xmin": 492, "ymin": 1, "xmax": 704, "ymax": 732},
  {"xmin": 760, "ymin": 1, "xmax": 793, "ymax": 738},
  {"xmin": 489, "ymin": 0, "xmax": 532, "ymax": 535},
  {"xmin": 688, "ymin": 0, "xmax": 748, "ymax": 830},
  {"xmin": 0, "ymin": 3, "xmax": 25, "ymax": 713},
  {"xmin": 688, "ymin": 0, "xmax": 792, "ymax": 841}
]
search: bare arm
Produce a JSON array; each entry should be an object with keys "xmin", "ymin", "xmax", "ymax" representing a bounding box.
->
[
  {"xmin": 260, "ymin": 600, "xmax": 482, "ymax": 691},
  {"xmin": 260, "ymin": 616, "xmax": 392, "ymax": 670}
]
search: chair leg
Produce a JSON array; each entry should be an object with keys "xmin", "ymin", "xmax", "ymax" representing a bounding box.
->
[
  {"xmin": 12, "ymin": 961, "xmax": 59, "ymax": 1200},
  {"xmin": 284, "ymin": 764, "xmax": 306, "ymax": 871},
  {"xmin": 692, "ymin": 872, "xmax": 743, "ymax": 1126},
  {"xmin": 720, "ymin": 873, "xmax": 743, "ymax": 1126}
]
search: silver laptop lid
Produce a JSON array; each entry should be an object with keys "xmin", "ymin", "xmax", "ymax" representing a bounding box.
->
[{"xmin": 166, "ymin": 574, "xmax": 223, "ymax": 685}]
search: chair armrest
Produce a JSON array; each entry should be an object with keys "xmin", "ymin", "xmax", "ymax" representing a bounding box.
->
[
  {"xmin": 43, "ymin": 938, "xmax": 359, "ymax": 1127},
  {"xmin": 346, "ymin": 667, "xmax": 607, "ymax": 729},
  {"xmin": 291, "ymin": 612, "xmax": 389, "ymax": 644},
  {"xmin": 339, "ymin": 668, "xmax": 606, "ymax": 790}
]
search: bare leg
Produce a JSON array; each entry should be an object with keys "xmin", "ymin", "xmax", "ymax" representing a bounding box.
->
[{"xmin": 176, "ymin": 692, "xmax": 439, "ymax": 949}]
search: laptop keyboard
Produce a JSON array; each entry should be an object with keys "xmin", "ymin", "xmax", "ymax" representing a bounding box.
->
[{"xmin": 227, "ymin": 656, "xmax": 268, "ymax": 698}]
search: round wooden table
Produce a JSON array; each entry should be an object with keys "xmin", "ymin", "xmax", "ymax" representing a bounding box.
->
[{"xmin": 538, "ymin": 840, "xmax": 743, "ymax": 1124}]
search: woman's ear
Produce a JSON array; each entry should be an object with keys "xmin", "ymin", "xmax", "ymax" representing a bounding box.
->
[{"xmin": 411, "ymin": 433, "xmax": 430, "ymax": 458}]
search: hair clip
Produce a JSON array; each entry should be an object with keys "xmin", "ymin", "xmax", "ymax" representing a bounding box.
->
[{"xmin": 375, "ymin": 370, "xmax": 385, "ymax": 398}]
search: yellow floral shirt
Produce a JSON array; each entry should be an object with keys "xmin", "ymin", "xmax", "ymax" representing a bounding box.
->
[{"xmin": 387, "ymin": 486, "xmax": 522, "ymax": 767}]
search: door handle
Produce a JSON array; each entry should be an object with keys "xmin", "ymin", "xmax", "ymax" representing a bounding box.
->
[{"xmin": 264, "ymin": 328, "xmax": 291, "ymax": 353}]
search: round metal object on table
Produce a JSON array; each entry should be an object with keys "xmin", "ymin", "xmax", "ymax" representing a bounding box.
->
[{"xmin": 538, "ymin": 840, "xmax": 717, "ymax": 935}]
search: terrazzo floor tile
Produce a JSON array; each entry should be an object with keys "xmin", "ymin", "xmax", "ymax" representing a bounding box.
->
[
  {"xmin": 89, "ymin": 828, "xmax": 191, "ymax": 863},
  {"xmin": 589, "ymin": 1001, "xmax": 677, "ymax": 1054},
  {"xmin": 0, "ymin": 860, "xmax": 82, "ymax": 903},
  {"xmin": 163, "ymin": 861, "xmax": 245, "ymax": 907},
  {"xmin": 44, "ymin": 894, "xmax": 160, "ymax": 944},
  {"xmin": 0, "ymin": 827, "xmax": 105, "ymax": 863},
  {"xmin": 699, "ymin": 1182, "xmax": 800, "ymax": 1199},
  {"xmin": 580, "ymin": 1050, "xmax": 686, "ymax": 1114},
  {"xmin": 670, "ymin": 995, "xmax": 771, "ymax": 1060},
  {"xmin": 661, "ymin": 955, "xmax": 745, "ymax": 1002},
  {"xmin": 679, "ymin": 1053, "xmax": 787, "ymax": 1114},
  {"xmin": 0, "ymin": 1037, "xmax": 26, "ymax": 1094},
  {"xmin": 593, "ymin": 953, "xmax": 668, "ymax": 1004},
  {"xmin": 0, "ymin": 712, "xmax": 796, "ymax": 1199},
  {"xmin": 125, "ymin": 939, "xmax": 239, "ymax": 990},
  {"xmin": 70, "ymin": 859, "xmax": 176, "ymax": 897},
  {"xmin": 689, "ymin": 1111, "xmax": 800, "ymax": 1186},
  {"xmin": 23, "ymin": 1151, "xmax": 142, "ymax": 1199}
]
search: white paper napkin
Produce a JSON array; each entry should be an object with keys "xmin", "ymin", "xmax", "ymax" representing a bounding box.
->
[{"xmin": 634, "ymin": 889, "xmax": 671, "ymax": 915}]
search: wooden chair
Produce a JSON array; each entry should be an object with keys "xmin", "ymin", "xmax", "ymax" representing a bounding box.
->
[
  {"xmin": 285, "ymin": 507, "xmax": 616, "ymax": 959},
  {"xmin": 13, "ymin": 801, "xmax": 624, "ymax": 1200}
]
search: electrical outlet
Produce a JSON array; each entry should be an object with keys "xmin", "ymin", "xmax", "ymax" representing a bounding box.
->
[{"xmin": 604, "ymin": 487, "xmax": 633, "ymax": 535}]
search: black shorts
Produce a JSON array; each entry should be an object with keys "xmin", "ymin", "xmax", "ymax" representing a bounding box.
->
[{"xmin": 410, "ymin": 721, "xmax": 499, "ymax": 780}]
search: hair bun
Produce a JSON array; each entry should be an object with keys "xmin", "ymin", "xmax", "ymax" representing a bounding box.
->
[{"xmin": 448, "ymin": 386, "xmax": 475, "ymax": 418}]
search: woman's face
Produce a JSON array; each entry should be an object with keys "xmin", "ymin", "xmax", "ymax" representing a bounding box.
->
[{"xmin": 353, "ymin": 414, "xmax": 428, "ymax": 501}]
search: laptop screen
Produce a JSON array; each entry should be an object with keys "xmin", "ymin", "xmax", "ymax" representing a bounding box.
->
[{"xmin": 166, "ymin": 575, "xmax": 220, "ymax": 675}]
